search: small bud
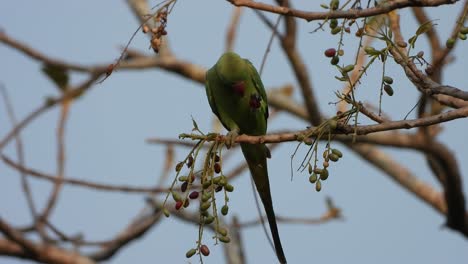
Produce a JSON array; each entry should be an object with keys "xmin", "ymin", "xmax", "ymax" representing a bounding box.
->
[
  {"xmin": 175, "ymin": 201, "xmax": 183, "ymax": 210},
  {"xmin": 397, "ymin": 40, "xmax": 407, "ymax": 48},
  {"xmin": 329, "ymin": 119, "xmax": 337, "ymax": 130},
  {"xmin": 330, "ymin": 56, "xmax": 340, "ymax": 65},
  {"xmin": 163, "ymin": 208, "xmax": 170, "ymax": 217},
  {"xmin": 175, "ymin": 162, "xmax": 184, "ymax": 172},
  {"xmin": 221, "ymin": 205, "xmax": 229, "ymax": 215},
  {"xmin": 142, "ymin": 24, "xmax": 150, "ymax": 33},
  {"xmin": 323, "ymin": 161, "xmax": 329, "ymax": 168},
  {"xmin": 330, "ymin": 0, "xmax": 340, "ymax": 10},
  {"xmin": 215, "ymin": 185, "xmax": 223, "ymax": 192},
  {"xmin": 364, "ymin": 46, "xmax": 377, "ymax": 55},
  {"xmin": 309, "ymin": 173, "xmax": 318, "ymax": 183},
  {"xmin": 344, "ymin": 27, "xmax": 350, "ymax": 33},
  {"xmin": 324, "ymin": 48, "xmax": 336, "ymax": 58},
  {"xmin": 323, "ymin": 150, "xmax": 329, "ymax": 159},
  {"xmin": 417, "ymin": 51, "xmax": 424, "ymax": 58},
  {"xmin": 458, "ymin": 33, "xmax": 467, "ymax": 40},
  {"xmin": 189, "ymin": 191, "xmax": 199, "ymax": 199},
  {"xmin": 217, "ymin": 227, "xmax": 228, "ymax": 236},
  {"xmin": 204, "ymin": 215, "xmax": 214, "ymax": 224},
  {"xmin": 338, "ymin": 49, "xmax": 344, "ymax": 56},
  {"xmin": 331, "ymin": 26, "xmax": 342, "ymax": 35},
  {"xmin": 320, "ymin": 4, "xmax": 329, "ymax": 9},
  {"xmin": 225, "ymin": 184, "xmax": 234, "ymax": 192},
  {"xmin": 460, "ymin": 26, "xmax": 468, "ymax": 34},
  {"xmin": 178, "ymin": 176, "xmax": 188, "ymax": 182},
  {"xmin": 384, "ymin": 84, "xmax": 394, "ymax": 96},
  {"xmin": 355, "ymin": 28, "xmax": 364, "ymax": 37},
  {"xmin": 314, "ymin": 168, "xmax": 323, "ymax": 174},
  {"xmin": 316, "ymin": 180, "xmax": 322, "ymax": 192},
  {"xmin": 213, "ymin": 176, "xmax": 221, "ymax": 184},
  {"xmin": 320, "ymin": 169, "xmax": 329, "ymax": 180},
  {"xmin": 186, "ymin": 248, "xmax": 196, "ymax": 258},
  {"xmin": 200, "ymin": 201, "xmax": 211, "ymax": 211},
  {"xmin": 172, "ymin": 192, "xmax": 182, "ymax": 202},
  {"xmin": 202, "ymin": 180, "xmax": 212, "ymax": 189},
  {"xmin": 214, "ymin": 154, "xmax": 220, "ymax": 162},
  {"xmin": 446, "ymin": 38, "xmax": 456, "ymax": 49},
  {"xmin": 343, "ymin": 64, "xmax": 355, "ymax": 72},
  {"xmin": 329, "ymin": 18, "xmax": 338, "ymax": 29},
  {"xmin": 308, "ymin": 163, "xmax": 313, "ymax": 174},
  {"xmin": 219, "ymin": 176, "xmax": 227, "ymax": 187},
  {"xmin": 202, "ymin": 192, "xmax": 211, "ymax": 202},
  {"xmin": 184, "ymin": 199, "xmax": 190, "ymax": 208},
  {"xmin": 329, "ymin": 153, "xmax": 339, "ymax": 162},
  {"xmin": 200, "ymin": 245, "xmax": 210, "ymax": 256},
  {"xmin": 331, "ymin": 148, "xmax": 343, "ymax": 158},
  {"xmin": 383, "ymin": 76, "xmax": 393, "ymax": 84},
  {"xmin": 219, "ymin": 236, "xmax": 231, "ymax": 243}
]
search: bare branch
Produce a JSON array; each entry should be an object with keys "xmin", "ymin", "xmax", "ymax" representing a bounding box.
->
[{"xmin": 227, "ymin": 0, "xmax": 458, "ymax": 22}]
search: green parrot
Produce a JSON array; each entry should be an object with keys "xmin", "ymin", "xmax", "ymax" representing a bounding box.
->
[{"xmin": 205, "ymin": 52, "xmax": 287, "ymax": 264}]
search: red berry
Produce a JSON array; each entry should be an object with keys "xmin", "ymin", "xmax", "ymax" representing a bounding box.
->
[
  {"xmin": 200, "ymin": 245, "xmax": 210, "ymax": 256},
  {"xmin": 189, "ymin": 191, "xmax": 199, "ymax": 199},
  {"xmin": 214, "ymin": 163, "xmax": 221, "ymax": 174},
  {"xmin": 324, "ymin": 48, "xmax": 336, "ymax": 58},
  {"xmin": 175, "ymin": 201, "xmax": 183, "ymax": 210}
]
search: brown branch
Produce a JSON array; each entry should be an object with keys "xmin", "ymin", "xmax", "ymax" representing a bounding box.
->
[
  {"xmin": 387, "ymin": 12, "xmax": 468, "ymax": 110},
  {"xmin": 0, "ymin": 85, "xmax": 38, "ymax": 220},
  {"xmin": 227, "ymin": 0, "xmax": 458, "ymax": 22},
  {"xmin": 238, "ymin": 200, "xmax": 341, "ymax": 228},
  {"xmin": 275, "ymin": 0, "xmax": 322, "ymax": 125},
  {"xmin": 0, "ymin": 74, "xmax": 101, "ymax": 152},
  {"xmin": 2, "ymin": 154, "xmax": 168, "ymax": 194},
  {"xmin": 431, "ymin": 0, "xmax": 468, "ymax": 75},
  {"xmin": 39, "ymin": 99, "xmax": 71, "ymax": 234},
  {"xmin": 226, "ymin": 7, "xmax": 243, "ymax": 52},
  {"xmin": 348, "ymin": 143, "xmax": 447, "ymax": 213},
  {"xmin": 0, "ymin": 218, "xmax": 39, "ymax": 256},
  {"xmin": 0, "ymin": 238, "xmax": 96, "ymax": 264}
]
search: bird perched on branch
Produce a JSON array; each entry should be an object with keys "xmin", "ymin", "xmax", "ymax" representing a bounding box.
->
[{"xmin": 205, "ymin": 52, "xmax": 287, "ymax": 263}]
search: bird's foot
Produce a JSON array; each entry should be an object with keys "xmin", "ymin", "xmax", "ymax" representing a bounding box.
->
[{"xmin": 225, "ymin": 129, "xmax": 239, "ymax": 149}]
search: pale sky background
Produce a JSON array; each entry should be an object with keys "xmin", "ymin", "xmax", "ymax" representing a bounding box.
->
[{"xmin": 1, "ymin": 1, "xmax": 467, "ymax": 263}]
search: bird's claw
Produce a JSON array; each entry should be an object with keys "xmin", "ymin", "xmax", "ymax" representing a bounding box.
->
[{"xmin": 225, "ymin": 130, "xmax": 239, "ymax": 149}]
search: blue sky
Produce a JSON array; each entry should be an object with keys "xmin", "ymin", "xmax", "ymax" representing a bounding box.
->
[{"xmin": 1, "ymin": 1, "xmax": 467, "ymax": 263}]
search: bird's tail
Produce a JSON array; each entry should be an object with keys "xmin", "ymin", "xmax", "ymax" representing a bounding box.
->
[{"xmin": 240, "ymin": 142, "xmax": 287, "ymax": 264}]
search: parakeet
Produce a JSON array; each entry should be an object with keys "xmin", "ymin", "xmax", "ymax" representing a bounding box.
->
[{"xmin": 205, "ymin": 52, "xmax": 287, "ymax": 264}]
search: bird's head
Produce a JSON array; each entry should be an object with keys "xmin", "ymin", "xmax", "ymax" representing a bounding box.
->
[{"xmin": 215, "ymin": 52, "xmax": 248, "ymax": 84}]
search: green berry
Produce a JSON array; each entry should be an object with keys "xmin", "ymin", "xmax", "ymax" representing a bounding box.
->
[
  {"xmin": 383, "ymin": 76, "xmax": 393, "ymax": 84},
  {"xmin": 446, "ymin": 38, "xmax": 456, "ymax": 48},
  {"xmin": 329, "ymin": 153, "xmax": 339, "ymax": 162},
  {"xmin": 320, "ymin": 169, "xmax": 329, "ymax": 180},
  {"xmin": 384, "ymin": 84, "xmax": 394, "ymax": 96},
  {"xmin": 219, "ymin": 236, "xmax": 231, "ymax": 243},
  {"xmin": 331, "ymin": 148, "xmax": 343, "ymax": 158},
  {"xmin": 221, "ymin": 205, "xmax": 229, "ymax": 215},
  {"xmin": 331, "ymin": 56, "xmax": 340, "ymax": 65},
  {"xmin": 316, "ymin": 180, "xmax": 322, "ymax": 192},
  {"xmin": 186, "ymin": 248, "xmax": 197, "ymax": 258},
  {"xmin": 225, "ymin": 184, "xmax": 234, "ymax": 192},
  {"xmin": 309, "ymin": 173, "xmax": 318, "ymax": 183},
  {"xmin": 343, "ymin": 64, "xmax": 355, "ymax": 72}
]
